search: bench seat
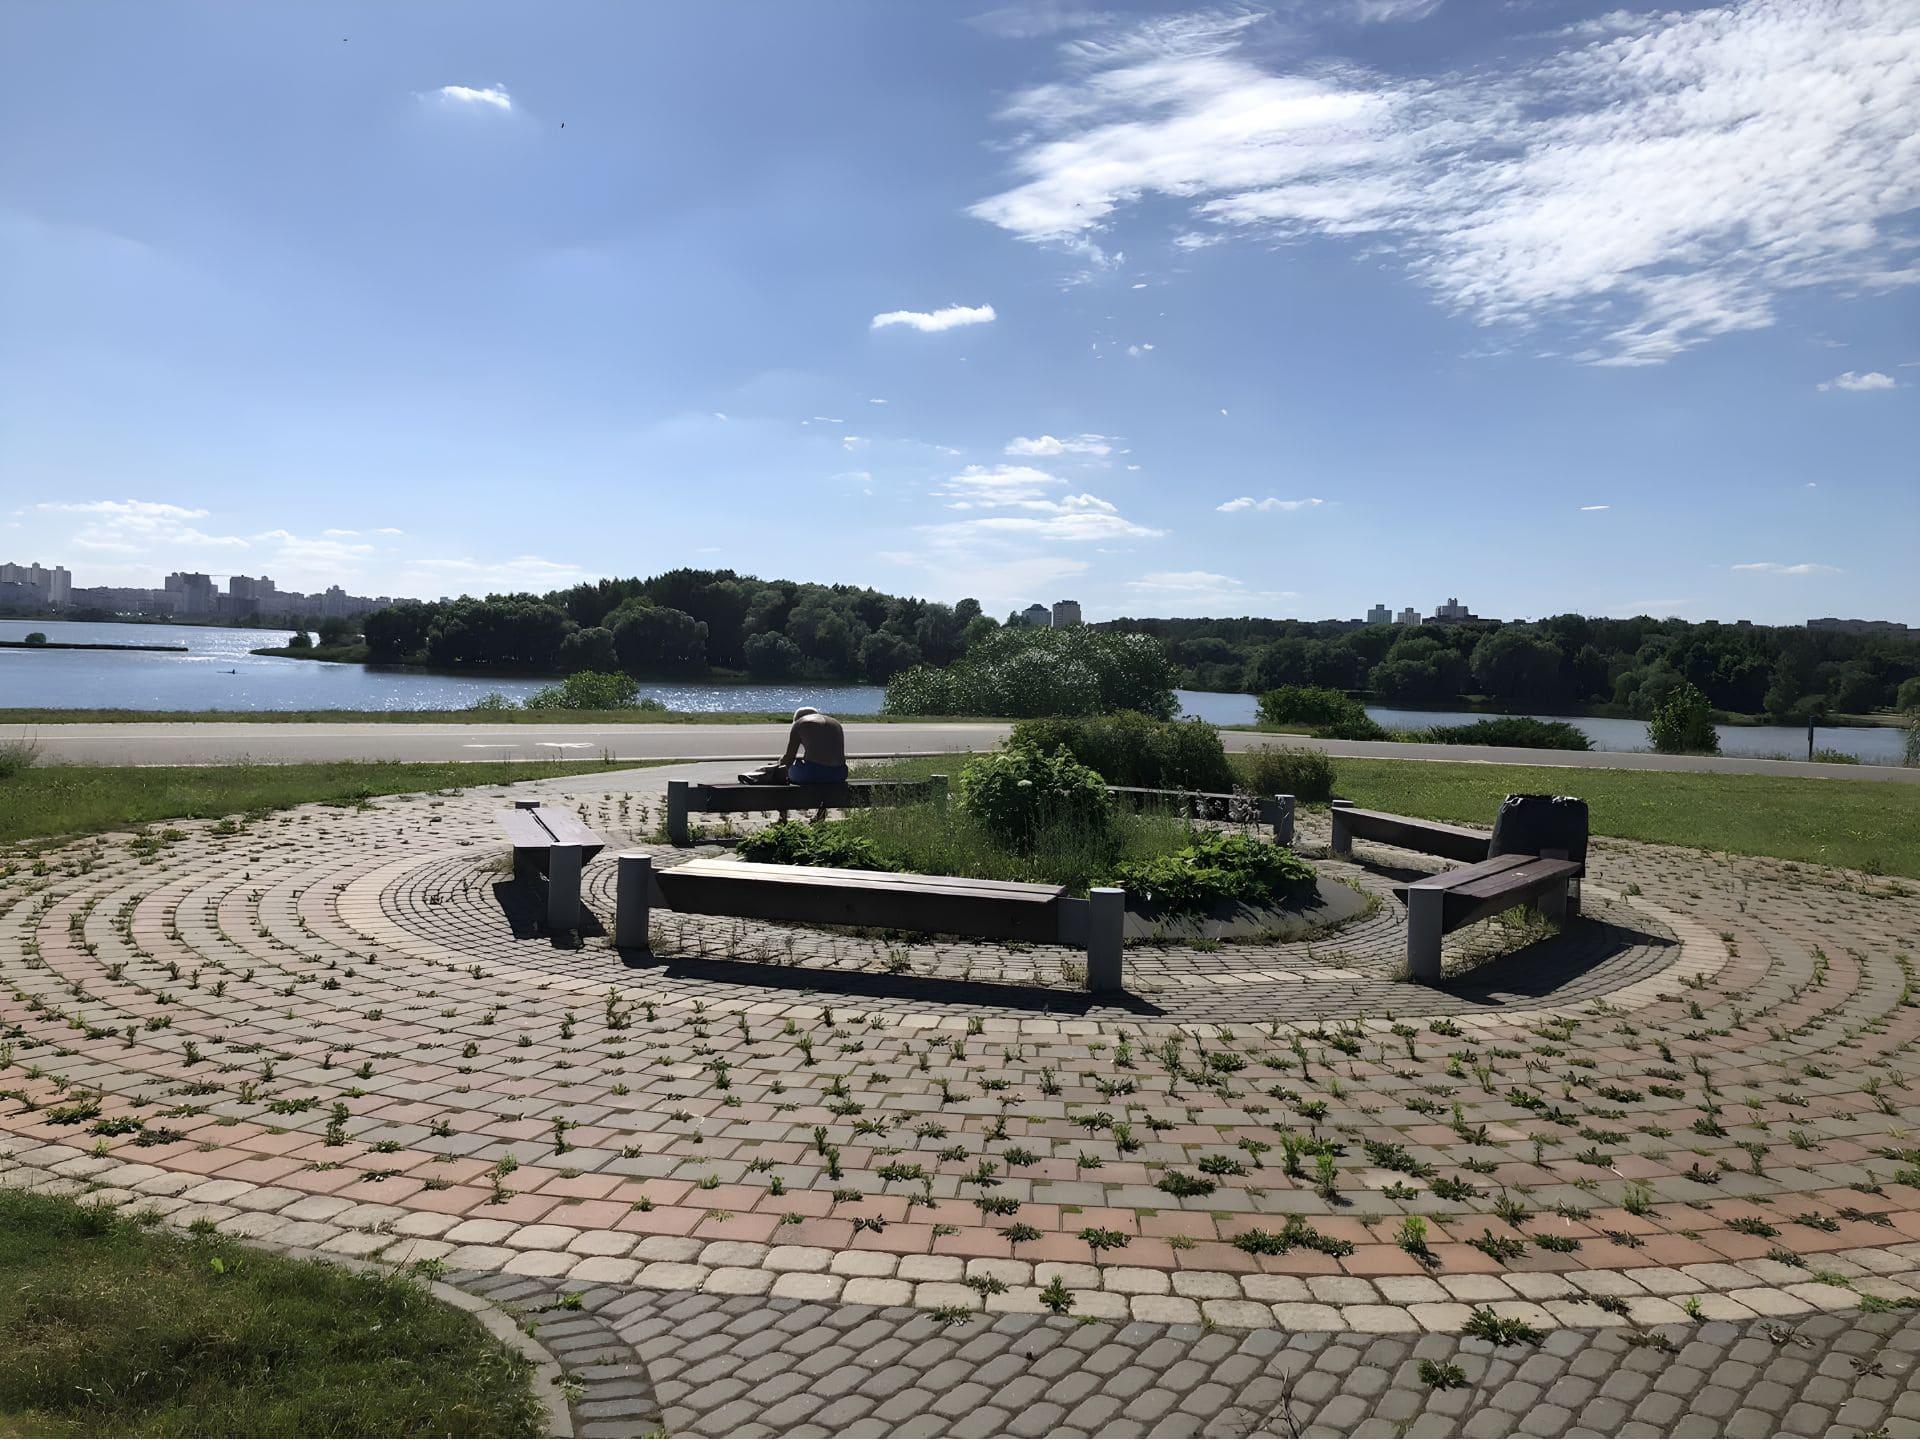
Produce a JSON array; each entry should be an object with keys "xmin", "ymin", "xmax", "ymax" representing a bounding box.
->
[
  {"xmin": 666, "ymin": 777, "xmax": 944, "ymax": 844},
  {"xmin": 1392, "ymin": 853, "xmax": 1582, "ymax": 981},
  {"xmin": 493, "ymin": 803, "xmax": 605, "ymax": 932},
  {"xmin": 1330, "ymin": 804, "xmax": 1490, "ymax": 864},
  {"xmin": 655, "ymin": 857, "xmax": 1068, "ymax": 944}
]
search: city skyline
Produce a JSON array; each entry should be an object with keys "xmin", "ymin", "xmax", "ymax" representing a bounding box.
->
[{"xmin": 3, "ymin": 2, "xmax": 1916, "ymax": 626}]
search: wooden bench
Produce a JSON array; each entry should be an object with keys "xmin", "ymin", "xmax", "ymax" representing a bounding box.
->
[
  {"xmin": 611, "ymin": 855, "xmax": 1128, "ymax": 992},
  {"xmin": 1391, "ymin": 853, "xmax": 1583, "ymax": 982},
  {"xmin": 1328, "ymin": 801, "xmax": 1490, "ymax": 864},
  {"xmin": 494, "ymin": 801, "xmax": 605, "ymax": 931},
  {"xmin": 666, "ymin": 776, "xmax": 946, "ymax": 845}
]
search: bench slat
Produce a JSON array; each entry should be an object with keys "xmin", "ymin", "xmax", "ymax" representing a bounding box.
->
[
  {"xmin": 673, "ymin": 858, "xmax": 1065, "ymax": 899},
  {"xmin": 688, "ymin": 781, "xmax": 934, "ymax": 814},
  {"xmin": 1337, "ymin": 807, "xmax": 1490, "ymax": 864}
]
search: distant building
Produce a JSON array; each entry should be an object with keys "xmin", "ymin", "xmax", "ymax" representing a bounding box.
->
[
  {"xmin": 1430, "ymin": 596, "xmax": 1479, "ymax": 625},
  {"xmin": 1808, "ymin": 617, "xmax": 1912, "ymax": 639},
  {"xmin": 1397, "ymin": 606, "xmax": 1420, "ymax": 626},
  {"xmin": 164, "ymin": 571, "xmax": 216, "ymax": 615},
  {"xmin": 1018, "ymin": 603, "xmax": 1052, "ymax": 627},
  {"xmin": 1365, "ymin": 603, "xmax": 1391, "ymax": 626},
  {"xmin": 1051, "ymin": 599, "xmax": 1083, "ymax": 628},
  {"xmin": 0, "ymin": 561, "xmax": 71, "ymax": 607}
]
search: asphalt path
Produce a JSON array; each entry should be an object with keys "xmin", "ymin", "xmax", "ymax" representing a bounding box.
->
[{"xmin": 6, "ymin": 719, "xmax": 1915, "ymax": 782}]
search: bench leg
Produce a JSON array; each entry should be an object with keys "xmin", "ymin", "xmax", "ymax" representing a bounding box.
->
[
  {"xmin": 1330, "ymin": 799, "xmax": 1354, "ymax": 858},
  {"xmin": 666, "ymin": 780, "xmax": 690, "ymax": 846},
  {"xmin": 615, "ymin": 853, "xmax": 652, "ymax": 950},
  {"xmin": 1267, "ymin": 793, "xmax": 1296, "ymax": 846},
  {"xmin": 929, "ymin": 775, "xmax": 948, "ymax": 816},
  {"xmin": 1406, "ymin": 887, "xmax": 1444, "ymax": 984},
  {"xmin": 1086, "ymin": 887, "xmax": 1125, "ymax": 993},
  {"xmin": 1538, "ymin": 847, "xmax": 1579, "ymax": 921},
  {"xmin": 1537, "ymin": 877, "xmax": 1569, "ymax": 928},
  {"xmin": 547, "ymin": 844, "xmax": 582, "ymax": 932}
]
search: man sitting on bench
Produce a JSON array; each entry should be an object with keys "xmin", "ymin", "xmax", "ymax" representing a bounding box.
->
[{"xmin": 741, "ymin": 706, "xmax": 848, "ymax": 787}]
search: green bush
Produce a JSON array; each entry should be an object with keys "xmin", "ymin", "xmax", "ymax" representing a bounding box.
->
[
  {"xmin": 1648, "ymin": 681, "xmax": 1720, "ymax": 755},
  {"xmin": 884, "ymin": 626, "xmax": 1177, "ymax": 718},
  {"xmin": 1418, "ymin": 717, "xmax": 1592, "ymax": 751},
  {"xmin": 960, "ymin": 745, "xmax": 1114, "ymax": 854},
  {"xmin": 1237, "ymin": 745, "xmax": 1336, "ymax": 803},
  {"xmin": 1105, "ymin": 832, "xmax": 1316, "ymax": 916},
  {"xmin": 521, "ymin": 670, "xmax": 665, "ymax": 712},
  {"xmin": 23, "ymin": 631, "xmax": 47, "ymax": 646},
  {"xmin": 1009, "ymin": 712, "xmax": 1234, "ymax": 791},
  {"xmin": 1256, "ymin": 685, "xmax": 1385, "ymax": 740},
  {"xmin": 735, "ymin": 819, "xmax": 900, "ymax": 871}
]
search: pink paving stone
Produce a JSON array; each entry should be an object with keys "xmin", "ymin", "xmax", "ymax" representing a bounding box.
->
[
  {"xmin": 237, "ymin": 1131, "xmax": 316, "ymax": 1157},
  {"xmin": 1019, "ymin": 1233, "xmax": 1095, "ymax": 1266},
  {"xmin": 692, "ymin": 1184, "xmax": 765, "ymax": 1212},
  {"xmin": 164, "ymin": 1148, "xmax": 239, "ymax": 1177},
  {"xmin": 286, "ymin": 1168, "xmax": 364, "ymax": 1196},
  {"xmin": 408, "ymin": 1184, "xmax": 495, "ymax": 1216},
  {"xmin": 342, "ymin": 1176, "xmax": 427, "ymax": 1206},
  {"xmin": 1257, "ymin": 1249, "xmax": 1344, "ymax": 1275},
  {"xmin": 932, "ymin": 1226, "xmax": 1012, "ymax": 1260},
  {"xmin": 216, "ymin": 1155, "xmax": 310, "ymax": 1186},
  {"xmin": 610, "ymin": 1179, "xmax": 695, "ymax": 1208},
  {"xmin": 751, "ymin": 1188, "xmax": 835, "ymax": 1218},
  {"xmin": 692, "ymin": 1212, "xmax": 780, "ymax": 1243},
  {"xmin": 1121, "ymin": 1237, "xmax": 1180, "ymax": 1270},
  {"xmin": 1700, "ymin": 1231, "xmax": 1777, "ymax": 1262},
  {"xmin": 616, "ymin": 1205, "xmax": 706, "ymax": 1237},
  {"xmin": 1059, "ymin": 1206, "xmax": 1140, "ymax": 1233},
  {"xmin": 473, "ymin": 1191, "xmax": 563, "ymax": 1224},
  {"xmin": 536, "ymin": 1172, "xmax": 624, "ymax": 1200},
  {"xmin": 779, "ymin": 1218, "xmax": 856, "ymax": 1249},
  {"xmin": 546, "ymin": 1199, "xmax": 632, "ymax": 1229},
  {"xmin": 851, "ymin": 1222, "xmax": 935, "ymax": 1255},
  {"xmin": 1343, "ymin": 1246, "xmax": 1431, "ymax": 1277}
]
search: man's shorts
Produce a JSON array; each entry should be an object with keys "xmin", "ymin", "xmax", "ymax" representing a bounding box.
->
[{"xmin": 788, "ymin": 760, "xmax": 849, "ymax": 784}]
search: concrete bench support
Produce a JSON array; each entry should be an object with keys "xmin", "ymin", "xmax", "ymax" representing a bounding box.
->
[
  {"xmin": 615, "ymin": 853, "xmax": 653, "ymax": 950},
  {"xmin": 545, "ymin": 844, "xmax": 582, "ymax": 933},
  {"xmin": 666, "ymin": 776, "xmax": 945, "ymax": 845},
  {"xmin": 1086, "ymin": 887, "xmax": 1125, "ymax": 993},
  {"xmin": 1405, "ymin": 886, "xmax": 1445, "ymax": 983}
]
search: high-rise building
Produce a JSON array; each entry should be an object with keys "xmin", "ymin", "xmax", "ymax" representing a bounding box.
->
[
  {"xmin": 1366, "ymin": 603, "xmax": 1391, "ymax": 625},
  {"xmin": 1051, "ymin": 599, "xmax": 1082, "ymax": 628},
  {"xmin": 1019, "ymin": 603, "xmax": 1052, "ymax": 627},
  {"xmin": 1397, "ymin": 606, "xmax": 1420, "ymax": 626},
  {"xmin": 1431, "ymin": 596, "xmax": 1479, "ymax": 624},
  {"xmin": 0, "ymin": 561, "xmax": 71, "ymax": 606},
  {"xmin": 1808, "ymin": 617, "xmax": 1912, "ymax": 638},
  {"xmin": 164, "ymin": 571, "xmax": 216, "ymax": 615}
]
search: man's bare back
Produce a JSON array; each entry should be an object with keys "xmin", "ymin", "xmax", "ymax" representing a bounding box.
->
[{"xmin": 781, "ymin": 707, "xmax": 847, "ymax": 782}]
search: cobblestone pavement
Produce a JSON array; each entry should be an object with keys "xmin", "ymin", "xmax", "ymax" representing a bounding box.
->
[{"xmin": 4, "ymin": 760, "xmax": 1919, "ymax": 1436}]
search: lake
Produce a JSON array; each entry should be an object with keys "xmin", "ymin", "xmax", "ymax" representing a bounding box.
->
[{"xmin": 1, "ymin": 619, "xmax": 1907, "ymax": 764}]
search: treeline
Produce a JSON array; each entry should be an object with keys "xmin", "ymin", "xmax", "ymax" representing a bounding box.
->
[
  {"xmin": 359, "ymin": 569, "xmax": 997, "ymax": 682},
  {"xmin": 1106, "ymin": 614, "xmax": 1920, "ymax": 719}
]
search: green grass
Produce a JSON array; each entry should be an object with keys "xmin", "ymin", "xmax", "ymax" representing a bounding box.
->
[
  {"xmin": 0, "ymin": 1188, "xmax": 546, "ymax": 1437},
  {"xmin": 858, "ymin": 753, "xmax": 1920, "ymax": 878},
  {"xmin": 0, "ymin": 756, "xmax": 643, "ymax": 847},
  {"xmin": 1319, "ymin": 758, "xmax": 1920, "ymax": 878}
]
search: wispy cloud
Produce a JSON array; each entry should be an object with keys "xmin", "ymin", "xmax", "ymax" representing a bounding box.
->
[
  {"xmin": 431, "ymin": 84, "xmax": 512, "ymax": 111},
  {"xmin": 37, "ymin": 498, "xmax": 247, "ymax": 554},
  {"xmin": 1216, "ymin": 496, "xmax": 1324, "ymax": 513},
  {"xmin": 968, "ymin": 3, "xmax": 1115, "ymax": 39},
  {"xmin": 971, "ymin": 0, "xmax": 1920, "ymax": 364},
  {"xmin": 1818, "ymin": 370, "xmax": 1897, "ymax": 391},
  {"xmin": 1121, "ymin": 568, "xmax": 1297, "ymax": 614},
  {"xmin": 871, "ymin": 303, "xmax": 997, "ymax": 333},
  {"xmin": 1732, "ymin": 561, "xmax": 1842, "ymax": 575},
  {"xmin": 1006, "ymin": 432, "xmax": 1113, "ymax": 457},
  {"xmin": 1579, "ymin": 504, "xmax": 1611, "ymax": 511}
]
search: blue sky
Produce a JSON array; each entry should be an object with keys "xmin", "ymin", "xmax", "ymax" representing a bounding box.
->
[{"xmin": 2, "ymin": 0, "xmax": 1914, "ymax": 624}]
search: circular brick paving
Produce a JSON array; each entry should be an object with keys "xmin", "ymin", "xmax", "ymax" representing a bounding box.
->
[{"xmin": 4, "ymin": 763, "xmax": 1918, "ymax": 1344}]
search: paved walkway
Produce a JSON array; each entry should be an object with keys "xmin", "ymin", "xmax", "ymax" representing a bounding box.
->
[
  {"xmin": 9, "ymin": 717, "xmax": 1914, "ymax": 780},
  {"xmin": 3, "ymin": 761, "xmax": 1918, "ymax": 1435}
]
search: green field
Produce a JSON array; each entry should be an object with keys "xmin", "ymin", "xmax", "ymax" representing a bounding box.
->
[
  {"xmin": 858, "ymin": 753, "xmax": 1920, "ymax": 878},
  {"xmin": 0, "ymin": 1189, "xmax": 545, "ymax": 1437},
  {"xmin": 0, "ymin": 756, "xmax": 641, "ymax": 847}
]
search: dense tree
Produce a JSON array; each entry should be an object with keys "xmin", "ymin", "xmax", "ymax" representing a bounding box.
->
[
  {"xmin": 558, "ymin": 625, "xmax": 618, "ymax": 673},
  {"xmin": 858, "ymin": 631, "xmax": 922, "ymax": 683},
  {"xmin": 743, "ymin": 630, "xmax": 802, "ymax": 678},
  {"xmin": 610, "ymin": 602, "xmax": 707, "ymax": 672},
  {"xmin": 362, "ymin": 600, "xmax": 436, "ymax": 663},
  {"xmin": 426, "ymin": 595, "xmax": 571, "ymax": 669},
  {"xmin": 1471, "ymin": 628, "xmax": 1565, "ymax": 702}
]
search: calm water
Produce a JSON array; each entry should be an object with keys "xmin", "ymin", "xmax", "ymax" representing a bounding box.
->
[{"xmin": 1, "ymin": 619, "xmax": 1906, "ymax": 763}]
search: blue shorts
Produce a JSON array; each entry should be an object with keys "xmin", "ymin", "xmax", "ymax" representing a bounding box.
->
[{"xmin": 788, "ymin": 760, "xmax": 849, "ymax": 785}]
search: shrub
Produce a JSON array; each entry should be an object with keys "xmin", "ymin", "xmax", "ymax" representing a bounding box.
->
[
  {"xmin": 884, "ymin": 627, "xmax": 1177, "ymax": 719},
  {"xmin": 23, "ymin": 631, "xmax": 47, "ymax": 646},
  {"xmin": 1648, "ymin": 681, "xmax": 1720, "ymax": 755},
  {"xmin": 0, "ymin": 738, "xmax": 39, "ymax": 780},
  {"xmin": 735, "ymin": 820, "xmax": 900, "ymax": 872},
  {"xmin": 288, "ymin": 630, "xmax": 313, "ymax": 650},
  {"xmin": 1419, "ymin": 717, "xmax": 1592, "ymax": 751},
  {"xmin": 1105, "ymin": 831, "xmax": 1315, "ymax": 916},
  {"xmin": 523, "ymin": 670, "xmax": 663, "ymax": 711},
  {"xmin": 1237, "ymin": 745, "xmax": 1336, "ymax": 803},
  {"xmin": 960, "ymin": 746, "xmax": 1114, "ymax": 854},
  {"xmin": 1008, "ymin": 713, "xmax": 1234, "ymax": 792},
  {"xmin": 1256, "ymin": 685, "xmax": 1386, "ymax": 740}
]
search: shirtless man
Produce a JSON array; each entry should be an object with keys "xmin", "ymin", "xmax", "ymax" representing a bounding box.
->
[{"xmin": 780, "ymin": 707, "xmax": 848, "ymax": 784}]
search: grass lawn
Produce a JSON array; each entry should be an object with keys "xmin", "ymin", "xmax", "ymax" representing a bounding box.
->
[
  {"xmin": 0, "ymin": 1189, "xmax": 545, "ymax": 1437},
  {"xmin": 0, "ymin": 757, "xmax": 643, "ymax": 847},
  {"xmin": 859, "ymin": 753, "xmax": 1920, "ymax": 878},
  {"xmin": 1325, "ymin": 758, "xmax": 1920, "ymax": 879}
]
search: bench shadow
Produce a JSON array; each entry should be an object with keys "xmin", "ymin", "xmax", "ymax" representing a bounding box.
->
[
  {"xmin": 610, "ymin": 946, "xmax": 1165, "ymax": 1016},
  {"xmin": 490, "ymin": 880, "xmax": 606, "ymax": 945},
  {"xmin": 1435, "ymin": 917, "xmax": 1675, "ymax": 1006}
]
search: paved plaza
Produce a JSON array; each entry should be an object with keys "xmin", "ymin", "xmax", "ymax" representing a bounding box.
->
[{"xmin": 3, "ymin": 761, "xmax": 1918, "ymax": 1436}]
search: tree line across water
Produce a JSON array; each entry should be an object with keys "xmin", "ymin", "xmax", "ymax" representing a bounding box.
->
[
  {"xmin": 1114, "ymin": 613, "xmax": 1920, "ymax": 720},
  {"xmin": 341, "ymin": 570, "xmax": 1920, "ymax": 722}
]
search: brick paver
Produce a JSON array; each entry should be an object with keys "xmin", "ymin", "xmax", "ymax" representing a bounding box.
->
[{"xmin": 3, "ymin": 760, "xmax": 1918, "ymax": 1435}]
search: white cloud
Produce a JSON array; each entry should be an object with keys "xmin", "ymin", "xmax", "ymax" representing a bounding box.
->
[
  {"xmin": 1216, "ymin": 496, "xmax": 1324, "ymax": 513},
  {"xmin": 1818, "ymin": 370, "xmax": 1897, "ymax": 391},
  {"xmin": 1121, "ymin": 568, "xmax": 1297, "ymax": 613},
  {"xmin": 322, "ymin": 528, "xmax": 360, "ymax": 537},
  {"xmin": 1006, "ymin": 432, "xmax": 1114, "ymax": 457},
  {"xmin": 373, "ymin": 527, "xmax": 405, "ymax": 535},
  {"xmin": 871, "ymin": 304, "xmax": 997, "ymax": 333},
  {"xmin": 936, "ymin": 493, "xmax": 1161, "ymax": 542},
  {"xmin": 1351, "ymin": 0, "xmax": 1443, "ymax": 22},
  {"xmin": 1731, "ymin": 561, "xmax": 1842, "ymax": 575},
  {"xmin": 868, "ymin": 397, "xmax": 888, "ymax": 405},
  {"xmin": 713, "ymin": 411, "xmax": 729, "ymax": 421},
  {"xmin": 941, "ymin": 463, "xmax": 1066, "ymax": 505},
  {"xmin": 1579, "ymin": 504, "xmax": 1611, "ymax": 511},
  {"xmin": 841, "ymin": 435, "xmax": 868, "ymax": 450},
  {"xmin": 968, "ymin": 3, "xmax": 1115, "ymax": 39},
  {"xmin": 432, "ymin": 84, "xmax": 512, "ymax": 111},
  {"xmin": 37, "ymin": 498, "xmax": 247, "ymax": 553},
  {"xmin": 970, "ymin": 0, "xmax": 1920, "ymax": 364},
  {"xmin": 1126, "ymin": 342, "xmax": 1154, "ymax": 357}
]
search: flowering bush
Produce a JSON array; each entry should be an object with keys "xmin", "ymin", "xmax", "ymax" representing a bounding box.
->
[
  {"xmin": 884, "ymin": 626, "xmax": 1177, "ymax": 718},
  {"xmin": 1104, "ymin": 832, "xmax": 1316, "ymax": 916},
  {"xmin": 959, "ymin": 746, "xmax": 1114, "ymax": 854}
]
